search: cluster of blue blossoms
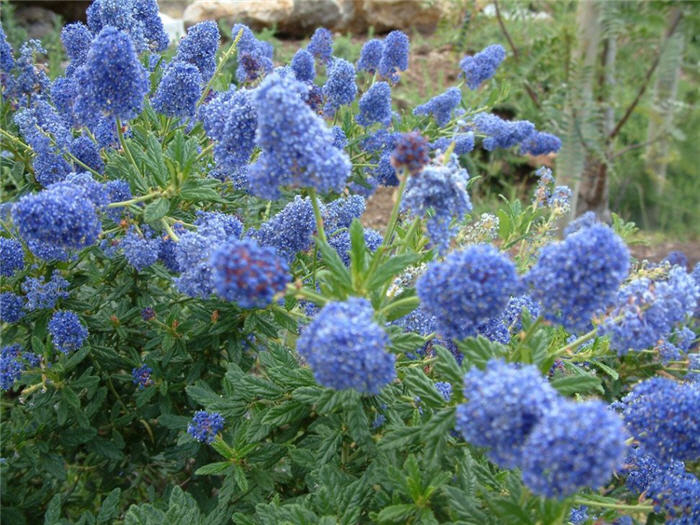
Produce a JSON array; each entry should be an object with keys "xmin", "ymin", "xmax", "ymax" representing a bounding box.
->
[
  {"xmin": 457, "ymin": 359, "xmax": 627, "ymax": 499},
  {"xmin": 187, "ymin": 410, "xmax": 225, "ymax": 444}
]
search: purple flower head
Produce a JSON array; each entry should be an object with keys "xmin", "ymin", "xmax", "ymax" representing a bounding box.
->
[
  {"xmin": 323, "ymin": 58, "xmax": 357, "ymax": 116},
  {"xmin": 297, "ymin": 297, "xmax": 395, "ymax": 394},
  {"xmin": 70, "ymin": 136, "xmax": 105, "ymax": 174},
  {"xmin": 152, "ymin": 61, "xmax": 202, "ymax": 118},
  {"xmin": 64, "ymin": 172, "xmax": 109, "ymax": 208},
  {"xmin": 357, "ymin": 39, "xmax": 384, "ymax": 73},
  {"xmin": 32, "ymin": 152, "xmax": 72, "ymax": 188},
  {"xmin": 525, "ymin": 223, "xmax": 629, "ymax": 333},
  {"xmin": 141, "ymin": 307, "xmax": 156, "ymax": 321},
  {"xmin": 601, "ymin": 267, "xmax": 698, "ymax": 354},
  {"xmin": 473, "ymin": 112, "xmax": 535, "ymax": 151},
  {"xmin": 456, "ymin": 359, "xmax": 559, "ymax": 468},
  {"xmin": 210, "ymin": 238, "xmax": 290, "ymax": 309},
  {"xmin": 520, "ymin": 131, "xmax": 562, "ymax": 156},
  {"xmin": 663, "ymin": 250, "xmax": 688, "ymax": 269},
  {"xmin": 250, "ymin": 196, "xmax": 316, "ymax": 262},
  {"xmin": 620, "ymin": 377, "xmax": 699, "ymax": 462},
  {"xmin": 322, "ymin": 195, "xmax": 366, "ymax": 234},
  {"xmin": 201, "ymin": 87, "xmax": 257, "ymax": 172},
  {"xmin": 356, "ymin": 81, "xmax": 392, "ymax": 127},
  {"xmin": 0, "ymin": 24, "xmax": 14, "ymax": 72},
  {"xmin": 132, "ymin": 365, "xmax": 154, "ymax": 389},
  {"xmin": 48, "ymin": 310, "xmax": 88, "ymax": 354},
  {"xmin": 188, "ymin": 410, "xmax": 224, "ymax": 444},
  {"xmin": 87, "ymin": 0, "xmax": 168, "ymax": 52},
  {"xmin": 431, "ymin": 133, "xmax": 475, "ymax": 155},
  {"xmin": 417, "ymin": 244, "xmax": 518, "ymax": 339},
  {"xmin": 291, "ymin": 48, "xmax": 315, "ymax": 82},
  {"xmin": 413, "ymin": 87, "xmax": 462, "ymax": 127},
  {"xmin": 379, "ymin": 30, "xmax": 409, "ymax": 83},
  {"xmin": 105, "ymin": 179, "xmax": 132, "ymax": 222},
  {"xmin": 233, "ymin": 24, "xmax": 273, "ymax": 84},
  {"xmin": 22, "ymin": 270, "xmax": 70, "ymax": 310},
  {"xmin": 12, "ymin": 182, "xmax": 101, "ymax": 253},
  {"xmin": 121, "ymin": 227, "xmax": 160, "ymax": 271},
  {"xmin": 0, "ymin": 238, "xmax": 25, "ymax": 277},
  {"xmin": 521, "ymin": 400, "xmax": 627, "ymax": 499},
  {"xmin": 0, "ymin": 292, "xmax": 25, "ymax": 323},
  {"xmin": 402, "ymin": 164, "xmax": 472, "ymax": 253},
  {"xmin": 307, "ymin": 28, "xmax": 333, "ymax": 65},
  {"xmin": 390, "ymin": 131, "xmax": 430, "ymax": 175},
  {"xmin": 74, "ymin": 26, "xmax": 149, "ymax": 121},
  {"xmin": 61, "ymin": 23, "xmax": 93, "ymax": 70},
  {"xmin": 459, "ymin": 44, "xmax": 506, "ymax": 90},
  {"xmin": 1, "ymin": 345, "xmax": 25, "ymax": 391},
  {"xmin": 247, "ymin": 72, "xmax": 350, "ymax": 199},
  {"xmin": 174, "ymin": 21, "xmax": 219, "ymax": 82}
]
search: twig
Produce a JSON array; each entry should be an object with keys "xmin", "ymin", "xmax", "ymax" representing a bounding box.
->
[
  {"xmin": 608, "ymin": 8, "xmax": 683, "ymax": 141},
  {"xmin": 493, "ymin": 0, "xmax": 541, "ymax": 108}
]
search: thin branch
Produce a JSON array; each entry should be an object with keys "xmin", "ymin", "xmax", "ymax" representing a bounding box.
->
[
  {"xmin": 610, "ymin": 134, "xmax": 668, "ymax": 160},
  {"xmin": 608, "ymin": 8, "xmax": 683, "ymax": 141},
  {"xmin": 493, "ymin": 0, "xmax": 541, "ymax": 109}
]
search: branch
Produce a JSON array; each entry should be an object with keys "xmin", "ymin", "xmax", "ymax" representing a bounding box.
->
[
  {"xmin": 608, "ymin": 8, "xmax": 683, "ymax": 141},
  {"xmin": 493, "ymin": 0, "xmax": 541, "ymax": 109}
]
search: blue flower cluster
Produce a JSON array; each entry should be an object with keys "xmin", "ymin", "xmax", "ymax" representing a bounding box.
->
[
  {"xmin": 234, "ymin": 24, "xmax": 273, "ymax": 83},
  {"xmin": 619, "ymin": 377, "xmax": 699, "ymax": 462},
  {"xmin": 188, "ymin": 410, "xmax": 225, "ymax": 444},
  {"xmin": 48, "ymin": 310, "xmax": 88, "ymax": 354},
  {"xmin": 378, "ymin": 31, "xmax": 409, "ymax": 83},
  {"xmin": 210, "ymin": 238, "xmax": 290, "ymax": 309},
  {"xmin": 521, "ymin": 400, "xmax": 627, "ymax": 498},
  {"xmin": 132, "ymin": 365, "xmax": 154, "ymax": 389},
  {"xmin": 520, "ymin": 131, "xmax": 562, "ymax": 156},
  {"xmin": 70, "ymin": 135, "xmax": 105, "ymax": 174},
  {"xmin": 22, "ymin": 270, "xmax": 70, "ymax": 310},
  {"xmin": 0, "ymin": 293, "xmax": 25, "ymax": 323},
  {"xmin": 247, "ymin": 72, "xmax": 350, "ymax": 199},
  {"xmin": 472, "ymin": 112, "xmax": 535, "ymax": 151},
  {"xmin": 525, "ymin": 222, "xmax": 629, "ymax": 333},
  {"xmin": 121, "ymin": 227, "xmax": 161, "ymax": 271},
  {"xmin": 173, "ymin": 212, "xmax": 243, "ymax": 298},
  {"xmin": 417, "ymin": 245, "xmax": 518, "ymax": 339},
  {"xmin": 152, "ymin": 61, "xmax": 202, "ymax": 118},
  {"xmin": 357, "ymin": 39, "xmax": 383, "ymax": 73},
  {"xmin": 356, "ymin": 81, "xmax": 392, "ymax": 127},
  {"xmin": 478, "ymin": 295, "xmax": 540, "ymax": 343},
  {"xmin": 413, "ymin": 87, "xmax": 462, "ymax": 127},
  {"xmin": 322, "ymin": 195, "xmax": 366, "ymax": 235},
  {"xmin": 431, "ymin": 132, "xmax": 475, "ymax": 155},
  {"xmin": 459, "ymin": 44, "xmax": 506, "ymax": 90},
  {"xmin": 297, "ymin": 297, "xmax": 395, "ymax": 394},
  {"xmin": 307, "ymin": 28, "xmax": 333, "ymax": 65},
  {"xmin": 12, "ymin": 182, "xmax": 101, "ymax": 258},
  {"xmin": 173, "ymin": 21, "xmax": 219, "ymax": 82},
  {"xmin": 390, "ymin": 131, "xmax": 430, "ymax": 175},
  {"xmin": 251, "ymin": 196, "xmax": 316, "ymax": 262},
  {"xmin": 601, "ymin": 266, "xmax": 699, "ymax": 355},
  {"xmin": 323, "ymin": 58, "xmax": 357, "ymax": 116},
  {"xmin": 327, "ymin": 228, "xmax": 383, "ymax": 266},
  {"xmin": 201, "ymin": 87, "xmax": 257, "ymax": 173},
  {"xmin": 456, "ymin": 360, "xmax": 559, "ymax": 468},
  {"xmin": 402, "ymin": 163, "xmax": 472, "ymax": 253},
  {"xmin": 74, "ymin": 26, "xmax": 149, "ymax": 121},
  {"xmin": 0, "ymin": 344, "xmax": 38, "ymax": 391},
  {"xmin": 0, "ymin": 238, "xmax": 24, "ymax": 277},
  {"xmin": 291, "ymin": 49, "xmax": 315, "ymax": 82},
  {"xmin": 86, "ymin": 0, "xmax": 168, "ymax": 53}
]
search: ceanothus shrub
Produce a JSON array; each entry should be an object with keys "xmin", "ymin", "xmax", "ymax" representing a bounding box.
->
[{"xmin": 0, "ymin": 3, "xmax": 698, "ymax": 524}]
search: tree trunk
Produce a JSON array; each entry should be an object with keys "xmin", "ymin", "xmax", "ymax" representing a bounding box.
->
[{"xmin": 555, "ymin": 0, "xmax": 602, "ymax": 218}]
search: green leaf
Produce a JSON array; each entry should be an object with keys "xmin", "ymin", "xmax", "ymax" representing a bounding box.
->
[
  {"xmin": 375, "ymin": 504, "xmax": 416, "ymax": 523},
  {"xmin": 456, "ymin": 336, "xmax": 507, "ymax": 370},
  {"xmin": 316, "ymin": 238, "xmax": 352, "ymax": 292},
  {"xmin": 349, "ymin": 219, "xmax": 368, "ymax": 282},
  {"xmin": 179, "ymin": 181, "xmax": 223, "ymax": 202},
  {"xmin": 96, "ymin": 488, "xmax": 121, "ymax": 524},
  {"xmin": 379, "ymin": 425, "xmax": 421, "ymax": 450},
  {"xmin": 195, "ymin": 461, "xmax": 231, "ymax": 476},
  {"xmin": 144, "ymin": 133, "xmax": 168, "ymax": 187},
  {"xmin": 143, "ymin": 198, "xmax": 170, "ymax": 223},
  {"xmin": 433, "ymin": 345, "xmax": 463, "ymax": 386},
  {"xmin": 550, "ymin": 374, "xmax": 603, "ymax": 395},
  {"xmin": 367, "ymin": 253, "xmax": 421, "ymax": 291},
  {"xmin": 124, "ymin": 505, "xmax": 166, "ymax": 525},
  {"xmin": 402, "ymin": 368, "xmax": 445, "ymax": 408},
  {"xmin": 231, "ymin": 463, "xmax": 248, "ymax": 492},
  {"xmin": 421, "ymin": 407, "xmax": 456, "ymax": 442},
  {"xmin": 260, "ymin": 400, "xmax": 310, "ymax": 426},
  {"xmin": 44, "ymin": 494, "xmax": 62, "ymax": 524}
]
